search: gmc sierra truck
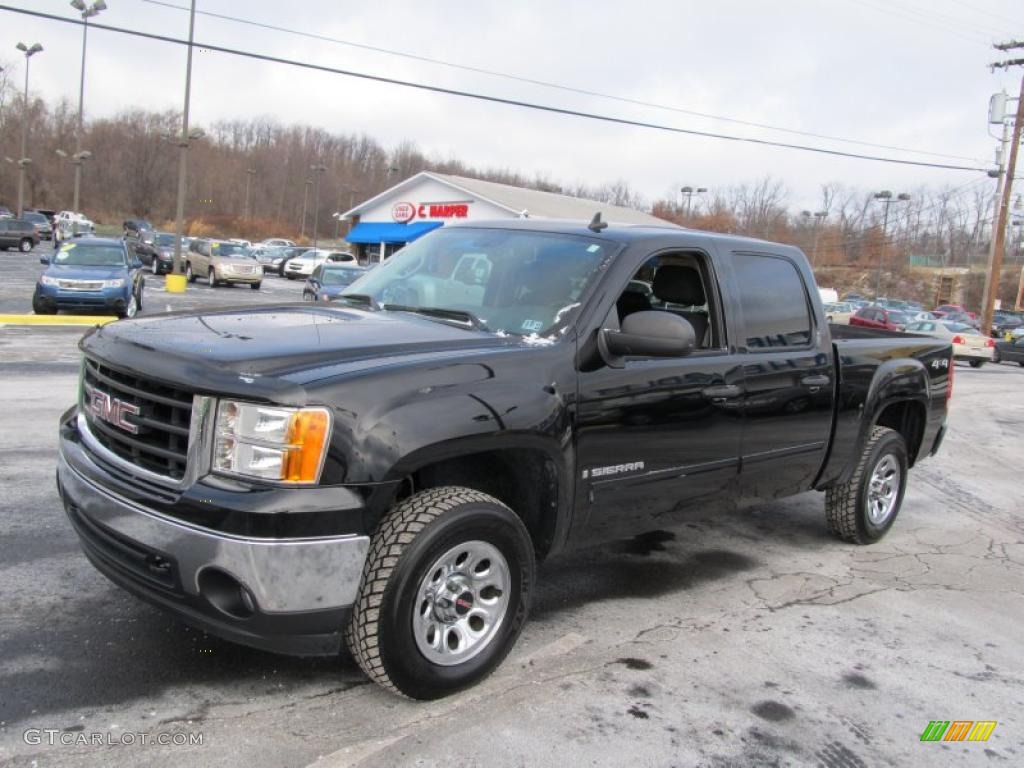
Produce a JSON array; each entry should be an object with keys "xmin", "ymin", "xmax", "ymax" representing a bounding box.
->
[{"xmin": 56, "ymin": 219, "xmax": 953, "ymax": 699}]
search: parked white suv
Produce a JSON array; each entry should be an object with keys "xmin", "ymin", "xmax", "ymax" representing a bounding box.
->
[
  {"xmin": 54, "ymin": 211, "xmax": 95, "ymax": 240},
  {"xmin": 284, "ymin": 249, "xmax": 355, "ymax": 278}
]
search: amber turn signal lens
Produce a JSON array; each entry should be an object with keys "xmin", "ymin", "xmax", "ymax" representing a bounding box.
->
[{"xmin": 283, "ymin": 408, "xmax": 331, "ymax": 483}]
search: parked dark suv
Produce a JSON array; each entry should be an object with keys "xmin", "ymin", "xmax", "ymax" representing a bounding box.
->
[
  {"xmin": 23, "ymin": 211, "xmax": 54, "ymax": 240},
  {"xmin": 123, "ymin": 219, "xmax": 154, "ymax": 238},
  {"xmin": 0, "ymin": 218, "xmax": 41, "ymax": 252}
]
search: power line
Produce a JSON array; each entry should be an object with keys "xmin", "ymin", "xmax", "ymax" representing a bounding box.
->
[
  {"xmin": 133, "ymin": 0, "xmax": 984, "ymax": 164},
  {"xmin": 947, "ymin": 0, "xmax": 1024, "ymax": 28},
  {"xmin": 895, "ymin": 0, "xmax": 1008, "ymax": 39},
  {"xmin": 845, "ymin": 0, "xmax": 995, "ymax": 45},
  {"xmin": 0, "ymin": 4, "xmax": 992, "ymax": 175}
]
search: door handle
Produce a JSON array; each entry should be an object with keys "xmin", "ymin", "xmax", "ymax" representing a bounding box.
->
[
  {"xmin": 702, "ymin": 384, "xmax": 743, "ymax": 401},
  {"xmin": 800, "ymin": 375, "xmax": 831, "ymax": 388}
]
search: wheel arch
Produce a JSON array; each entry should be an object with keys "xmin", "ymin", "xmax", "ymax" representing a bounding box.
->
[{"xmin": 373, "ymin": 438, "xmax": 570, "ymax": 561}]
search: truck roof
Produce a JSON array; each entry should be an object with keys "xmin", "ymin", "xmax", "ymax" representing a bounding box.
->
[{"xmin": 444, "ymin": 218, "xmax": 797, "ymax": 252}]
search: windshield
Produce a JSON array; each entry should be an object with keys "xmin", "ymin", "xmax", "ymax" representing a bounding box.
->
[
  {"xmin": 321, "ymin": 268, "xmax": 364, "ymax": 286},
  {"xmin": 154, "ymin": 233, "xmax": 182, "ymax": 247},
  {"xmin": 943, "ymin": 322, "xmax": 972, "ymax": 333},
  {"xmin": 53, "ymin": 243, "xmax": 126, "ymax": 266},
  {"xmin": 212, "ymin": 242, "xmax": 252, "ymax": 258},
  {"xmin": 342, "ymin": 228, "xmax": 615, "ymax": 336},
  {"xmin": 887, "ymin": 311, "xmax": 909, "ymax": 324},
  {"xmin": 24, "ymin": 213, "xmax": 47, "ymax": 223}
]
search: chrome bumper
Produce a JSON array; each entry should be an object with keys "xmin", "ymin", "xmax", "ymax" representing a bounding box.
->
[{"xmin": 57, "ymin": 451, "xmax": 369, "ymax": 615}]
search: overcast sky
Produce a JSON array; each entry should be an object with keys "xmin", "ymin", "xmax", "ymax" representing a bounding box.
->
[{"xmin": 2, "ymin": 0, "xmax": 1022, "ymax": 211}]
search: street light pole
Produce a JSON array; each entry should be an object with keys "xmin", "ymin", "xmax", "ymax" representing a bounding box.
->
[
  {"xmin": 801, "ymin": 210, "xmax": 828, "ymax": 267},
  {"xmin": 300, "ymin": 179, "xmax": 312, "ymax": 240},
  {"xmin": 70, "ymin": 1, "xmax": 106, "ymax": 213},
  {"xmin": 872, "ymin": 191, "xmax": 910, "ymax": 299},
  {"xmin": 679, "ymin": 185, "xmax": 707, "ymax": 219},
  {"xmin": 15, "ymin": 42, "xmax": 43, "ymax": 218},
  {"xmin": 243, "ymin": 167, "xmax": 256, "ymax": 219},
  {"xmin": 310, "ymin": 164, "xmax": 327, "ymax": 251},
  {"xmin": 170, "ymin": 0, "xmax": 197, "ymax": 278}
]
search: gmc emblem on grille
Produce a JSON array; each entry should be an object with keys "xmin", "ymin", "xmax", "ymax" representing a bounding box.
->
[{"xmin": 84, "ymin": 382, "xmax": 140, "ymax": 434}]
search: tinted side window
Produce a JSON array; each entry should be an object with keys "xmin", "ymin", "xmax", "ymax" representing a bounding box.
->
[{"xmin": 734, "ymin": 253, "xmax": 812, "ymax": 349}]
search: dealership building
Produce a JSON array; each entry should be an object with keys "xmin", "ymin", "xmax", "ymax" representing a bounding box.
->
[{"xmin": 343, "ymin": 171, "xmax": 669, "ymax": 261}]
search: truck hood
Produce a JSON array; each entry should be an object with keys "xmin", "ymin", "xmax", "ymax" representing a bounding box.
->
[
  {"xmin": 45, "ymin": 264, "xmax": 127, "ymax": 281},
  {"xmin": 80, "ymin": 305, "xmax": 526, "ymax": 400}
]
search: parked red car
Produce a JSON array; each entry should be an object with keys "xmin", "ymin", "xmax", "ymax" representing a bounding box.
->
[
  {"xmin": 934, "ymin": 304, "xmax": 976, "ymax": 320},
  {"xmin": 850, "ymin": 305, "xmax": 910, "ymax": 331}
]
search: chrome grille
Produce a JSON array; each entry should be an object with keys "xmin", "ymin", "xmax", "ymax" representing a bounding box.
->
[
  {"xmin": 81, "ymin": 357, "xmax": 193, "ymax": 481},
  {"xmin": 58, "ymin": 279, "xmax": 104, "ymax": 290}
]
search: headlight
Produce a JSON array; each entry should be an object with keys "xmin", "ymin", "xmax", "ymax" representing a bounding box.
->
[
  {"xmin": 102, "ymin": 279, "xmax": 125, "ymax": 288},
  {"xmin": 40, "ymin": 275, "xmax": 59, "ymax": 286},
  {"xmin": 213, "ymin": 401, "xmax": 331, "ymax": 484}
]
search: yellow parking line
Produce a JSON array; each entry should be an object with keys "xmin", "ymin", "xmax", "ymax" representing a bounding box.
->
[{"xmin": 0, "ymin": 314, "xmax": 116, "ymax": 326}]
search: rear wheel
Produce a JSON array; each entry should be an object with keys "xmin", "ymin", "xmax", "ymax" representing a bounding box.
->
[
  {"xmin": 186, "ymin": 263, "xmax": 196, "ymax": 283},
  {"xmin": 20, "ymin": 238, "xmax": 33, "ymax": 252},
  {"xmin": 969, "ymin": 360, "xmax": 984, "ymax": 368},
  {"xmin": 207, "ymin": 269, "xmax": 217, "ymax": 288},
  {"xmin": 346, "ymin": 487, "xmax": 534, "ymax": 700},
  {"xmin": 250, "ymin": 282, "xmax": 261, "ymax": 290},
  {"xmin": 825, "ymin": 426, "xmax": 908, "ymax": 544}
]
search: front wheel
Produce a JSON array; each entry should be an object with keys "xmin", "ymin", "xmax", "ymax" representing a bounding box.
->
[
  {"xmin": 346, "ymin": 487, "xmax": 535, "ymax": 700},
  {"xmin": 825, "ymin": 426, "xmax": 908, "ymax": 544},
  {"xmin": 969, "ymin": 360, "xmax": 984, "ymax": 368},
  {"xmin": 32, "ymin": 295, "xmax": 56, "ymax": 315},
  {"xmin": 250, "ymin": 282, "xmax": 261, "ymax": 290},
  {"xmin": 207, "ymin": 269, "xmax": 217, "ymax": 288},
  {"xmin": 20, "ymin": 238, "xmax": 33, "ymax": 253},
  {"xmin": 186, "ymin": 263, "xmax": 196, "ymax": 283}
]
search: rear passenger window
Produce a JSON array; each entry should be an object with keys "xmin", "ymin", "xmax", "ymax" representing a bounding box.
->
[{"xmin": 734, "ymin": 253, "xmax": 812, "ymax": 349}]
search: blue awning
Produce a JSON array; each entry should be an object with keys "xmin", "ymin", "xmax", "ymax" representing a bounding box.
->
[{"xmin": 345, "ymin": 221, "xmax": 443, "ymax": 245}]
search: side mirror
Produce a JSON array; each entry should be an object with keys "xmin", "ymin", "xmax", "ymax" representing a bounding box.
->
[
  {"xmin": 39, "ymin": 255, "xmax": 51, "ymax": 265},
  {"xmin": 599, "ymin": 311, "xmax": 696, "ymax": 367}
]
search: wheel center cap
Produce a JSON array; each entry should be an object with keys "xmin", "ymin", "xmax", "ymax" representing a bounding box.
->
[{"xmin": 432, "ymin": 575, "xmax": 471, "ymax": 622}]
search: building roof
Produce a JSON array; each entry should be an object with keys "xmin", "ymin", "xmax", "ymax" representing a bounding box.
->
[{"xmin": 344, "ymin": 171, "xmax": 674, "ymax": 227}]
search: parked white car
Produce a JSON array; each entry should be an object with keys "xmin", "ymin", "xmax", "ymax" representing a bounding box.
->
[
  {"xmin": 905, "ymin": 320, "xmax": 995, "ymax": 367},
  {"xmin": 284, "ymin": 249, "xmax": 355, "ymax": 279}
]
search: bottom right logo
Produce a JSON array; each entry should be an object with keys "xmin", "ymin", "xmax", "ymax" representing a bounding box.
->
[{"xmin": 920, "ymin": 721, "xmax": 997, "ymax": 742}]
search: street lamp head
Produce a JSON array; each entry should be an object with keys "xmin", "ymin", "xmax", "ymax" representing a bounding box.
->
[
  {"xmin": 874, "ymin": 190, "xmax": 893, "ymax": 200},
  {"xmin": 93, "ymin": 0, "xmax": 108, "ymax": 11},
  {"xmin": 680, "ymin": 186, "xmax": 693, "ymax": 194},
  {"xmin": 801, "ymin": 210, "xmax": 812, "ymax": 218},
  {"xmin": 697, "ymin": 187, "xmax": 708, "ymax": 193},
  {"xmin": 55, "ymin": 148, "xmax": 68, "ymax": 158},
  {"xmin": 814, "ymin": 210, "xmax": 828, "ymax": 219},
  {"xmin": 187, "ymin": 127, "xmax": 205, "ymax": 140},
  {"xmin": 897, "ymin": 193, "xmax": 911, "ymax": 201},
  {"xmin": 75, "ymin": 150, "xmax": 93, "ymax": 160},
  {"xmin": 70, "ymin": 0, "xmax": 86, "ymax": 10}
]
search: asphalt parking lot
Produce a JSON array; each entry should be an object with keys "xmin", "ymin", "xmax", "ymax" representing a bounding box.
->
[{"xmin": 1, "ymin": 247, "xmax": 1022, "ymax": 767}]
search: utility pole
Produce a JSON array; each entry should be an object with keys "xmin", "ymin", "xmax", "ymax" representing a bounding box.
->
[
  {"xmin": 243, "ymin": 167, "xmax": 256, "ymax": 219},
  {"xmin": 981, "ymin": 43, "xmax": 1024, "ymax": 334},
  {"xmin": 300, "ymin": 179, "xmax": 312, "ymax": 241},
  {"xmin": 310, "ymin": 163, "xmax": 327, "ymax": 251},
  {"xmin": 170, "ymin": 0, "xmax": 197, "ymax": 279}
]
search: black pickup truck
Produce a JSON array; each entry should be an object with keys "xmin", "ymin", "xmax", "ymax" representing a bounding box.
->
[{"xmin": 56, "ymin": 219, "xmax": 952, "ymax": 699}]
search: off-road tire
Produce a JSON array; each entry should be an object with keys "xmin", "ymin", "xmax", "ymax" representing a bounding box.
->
[
  {"xmin": 345, "ymin": 486, "xmax": 535, "ymax": 700},
  {"xmin": 825, "ymin": 426, "xmax": 907, "ymax": 544}
]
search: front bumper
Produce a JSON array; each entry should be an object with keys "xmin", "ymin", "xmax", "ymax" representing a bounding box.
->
[
  {"xmin": 57, "ymin": 420, "xmax": 370, "ymax": 656},
  {"xmin": 35, "ymin": 286, "xmax": 129, "ymax": 313},
  {"xmin": 216, "ymin": 270, "xmax": 262, "ymax": 284}
]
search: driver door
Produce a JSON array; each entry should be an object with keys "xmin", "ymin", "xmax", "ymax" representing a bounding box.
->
[{"xmin": 572, "ymin": 247, "xmax": 744, "ymax": 547}]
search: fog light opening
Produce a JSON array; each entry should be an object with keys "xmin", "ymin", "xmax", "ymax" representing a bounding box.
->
[{"xmin": 197, "ymin": 568, "xmax": 257, "ymax": 619}]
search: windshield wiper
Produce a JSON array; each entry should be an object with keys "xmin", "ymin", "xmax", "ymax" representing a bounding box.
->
[
  {"xmin": 337, "ymin": 293, "xmax": 381, "ymax": 311},
  {"xmin": 382, "ymin": 304, "xmax": 489, "ymax": 332}
]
